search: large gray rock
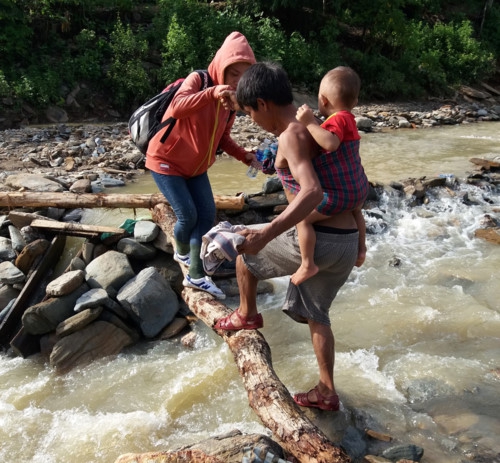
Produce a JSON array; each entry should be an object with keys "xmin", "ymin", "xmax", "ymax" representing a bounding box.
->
[
  {"xmin": 133, "ymin": 220, "xmax": 159, "ymax": 243},
  {"xmin": 0, "ymin": 237, "xmax": 16, "ymax": 260},
  {"xmin": 56, "ymin": 307, "xmax": 103, "ymax": 337},
  {"xmin": 50, "ymin": 320, "xmax": 134, "ymax": 374},
  {"xmin": 0, "ymin": 284, "xmax": 20, "ymax": 311},
  {"xmin": 5, "ymin": 174, "xmax": 65, "ymax": 192},
  {"xmin": 0, "ymin": 261, "xmax": 25, "ymax": 285},
  {"xmin": 117, "ymin": 267, "xmax": 179, "ymax": 338},
  {"xmin": 15, "ymin": 238, "xmax": 50, "ymax": 274},
  {"xmin": 46, "ymin": 269, "xmax": 86, "ymax": 297},
  {"xmin": 116, "ymin": 238, "xmax": 157, "ymax": 260},
  {"xmin": 22, "ymin": 283, "xmax": 90, "ymax": 334},
  {"xmin": 8, "ymin": 225, "xmax": 26, "ymax": 252},
  {"xmin": 85, "ymin": 250, "xmax": 135, "ymax": 297}
]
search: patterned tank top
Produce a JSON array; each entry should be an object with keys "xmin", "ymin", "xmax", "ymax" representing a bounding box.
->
[{"xmin": 275, "ymin": 139, "xmax": 369, "ymax": 215}]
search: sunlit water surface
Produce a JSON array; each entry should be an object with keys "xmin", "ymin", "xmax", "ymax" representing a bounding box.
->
[{"xmin": 1, "ymin": 123, "xmax": 499, "ymax": 463}]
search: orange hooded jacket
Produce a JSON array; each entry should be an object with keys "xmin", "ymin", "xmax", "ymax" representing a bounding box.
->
[{"xmin": 145, "ymin": 32, "xmax": 256, "ymax": 178}]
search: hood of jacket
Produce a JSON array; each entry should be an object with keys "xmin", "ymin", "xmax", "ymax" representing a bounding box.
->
[{"xmin": 208, "ymin": 31, "xmax": 256, "ymax": 85}]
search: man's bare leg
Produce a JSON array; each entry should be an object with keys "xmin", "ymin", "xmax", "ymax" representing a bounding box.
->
[
  {"xmin": 236, "ymin": 255, "xmax": 259, "ymax": 318},
  {"xmin": 309, "ymin": 319, "xmax": 337, "ymax": 399},
  {"xmin": 214, "ymin": 255, "xmax": 260, "ymax": 329}
]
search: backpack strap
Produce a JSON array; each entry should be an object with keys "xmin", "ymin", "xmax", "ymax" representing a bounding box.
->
[{"xmin": 159, "ymin": 70, "xmax": 213, "ymax": 144}]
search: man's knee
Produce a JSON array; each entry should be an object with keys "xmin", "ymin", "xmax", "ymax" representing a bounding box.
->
[{"xmin": 236, "ymin": 255, "xmax": 247, "ymax": 274}]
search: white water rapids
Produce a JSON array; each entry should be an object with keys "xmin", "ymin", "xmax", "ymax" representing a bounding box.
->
[{"xmin": 0, "ymin": 123, "xmax": 499, "ymax": 463}]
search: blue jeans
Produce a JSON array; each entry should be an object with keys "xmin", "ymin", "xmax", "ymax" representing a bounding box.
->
[{"xmin": 151, "ymin": 171, "xmax": 215, "ymax": 277}]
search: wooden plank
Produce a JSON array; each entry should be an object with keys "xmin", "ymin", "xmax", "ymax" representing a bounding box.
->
[
  {"xmin": 30, "ymin": 219, "xmax": 126, "ymax": 238},
  {"xmin": 0, "ymin": 235, "xmax": 66, "ymax": 348}
]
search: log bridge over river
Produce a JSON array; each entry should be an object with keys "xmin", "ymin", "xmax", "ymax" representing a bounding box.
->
[{"xmin": 0, "ymin": 191, "xmax": 351, "ymax": 463}]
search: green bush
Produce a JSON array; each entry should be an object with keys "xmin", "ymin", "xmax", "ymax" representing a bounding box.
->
[
  {"xmin": 410, "ymin": 20, "xmax": 495, "ymax": 90},
  {"xmin": 11, "ymin": 67, "xmax": 62, "ymax": 107},
  {"xmin": 106, "ymin": 18, "xmax": 151, "ymax": 107},
  {"xmin": 71, "ymin": 29, "xmax": 107, "ymax": 82},
  {"xmin": 0, "ymin": 0, "xmax": 499, "ymax": 115}
]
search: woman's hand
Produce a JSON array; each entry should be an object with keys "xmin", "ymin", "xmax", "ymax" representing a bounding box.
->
[
  {"xmin": 245, "ymin": 151, "xmax": 257, "ymax": 166},
  {"xmin": 215, "ymin": 87, "xmax": 239, "ymax": 111}
]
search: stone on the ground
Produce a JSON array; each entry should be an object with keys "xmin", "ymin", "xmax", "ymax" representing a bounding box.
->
[
  {"xmin": 5, "ymin": 174, "xmax": 65, "ymax": 192},
  {"xmin": 85, "ymin": 250, "xmax": 135, "ymax": 297},
  {"xmin": 14, "ymin": 238, "xmax": 50, "ymax": 274},
  {"xmin": 0, "ymin": 261, "xmax": 25, "ymax": 285},
  {"xmin": 22, "ymin": 283, "xmax": 90, "ymax": 334},
  {"xmin": 56, "ymin": 307, "xmax": 103, "ymax": 337},
  {"xmin": 117, "ymin": 266, "xmax": 179, "ymax": 338},
  {"xmin": 50, "ymin": 320, "xmax": 134, "ymax": 374},
  {"xmin": 133, "ymin": 220, "xmax": 159, "ymax": 243},
  {"xmin": 46, "ymin": 269, "xmax": 86, "ymax": 297}
]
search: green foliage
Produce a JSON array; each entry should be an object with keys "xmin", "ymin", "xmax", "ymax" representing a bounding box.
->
[
  {"xmin": 70, "ymin": 29, "xmax": 107, "ymax": 82},
  {"xmin": 160, "ymin": 14, "xmax": 200, "ymax": 83},
  {"xmin": 0, "ymin": 0, "xmax": 498, "ymax": 114},
  {"xmin": 254, "ymin": 16, "xmax": 287, "ymax": 62},
  {"xmin": 11, "ymin": 66, "xmax": 62, "ymax": 107},
  {"xmin": 106, "ymin": 18, "xmax": 151, "ymax": 106},
  {"xmin": 408, "ymin": 20, "xmax": 495, "ymax": 92}
]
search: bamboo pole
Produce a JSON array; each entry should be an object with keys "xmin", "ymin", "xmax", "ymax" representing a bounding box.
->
[
  {"xmin": 0, "ymin": 192, "xmax": 246, "ymax": 211},
  {"xmin": 150, "ymin": 203, "xmax": 351, "ymax": 463}
]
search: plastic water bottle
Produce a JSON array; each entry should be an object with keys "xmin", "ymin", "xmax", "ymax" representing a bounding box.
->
[{"xmin": 247, "ymin": 139, "xmax": 270, "ymax": 178}]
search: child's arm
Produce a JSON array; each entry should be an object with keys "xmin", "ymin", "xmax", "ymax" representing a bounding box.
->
[
  {"xmin": 353, "ymin": 207, "xmax": 366, "ymax": 267},
  {"xmin": 296, "ymin": 104, "xmax": 341, "ymax": 152}
]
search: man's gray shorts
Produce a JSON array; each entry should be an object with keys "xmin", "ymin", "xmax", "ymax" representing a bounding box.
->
[{"xmin": 242, "ymin": 226, "xmax": 358, "ymax": 326}]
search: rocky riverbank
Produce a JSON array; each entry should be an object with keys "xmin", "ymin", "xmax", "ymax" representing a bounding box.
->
[{"xmin": 1, "ymin": 84, "xmax": 500, "ymax": 193}]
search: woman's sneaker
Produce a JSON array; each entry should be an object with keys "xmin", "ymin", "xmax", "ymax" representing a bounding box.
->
[
  {"xmin": 183, "ymin": 275, "xmax": 226, "ymax": 299},
  {"xmin": 173, "ymin": 252, "xmax": 190, "ymax": 268}
]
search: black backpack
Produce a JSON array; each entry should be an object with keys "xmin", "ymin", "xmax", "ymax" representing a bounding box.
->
[{"xmin": 128, "ymin": 70, "xmax": 213, "ymax": 155}]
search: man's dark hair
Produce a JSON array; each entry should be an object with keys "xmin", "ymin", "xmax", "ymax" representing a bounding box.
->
[{"xmin": 236, "ymin": 62, "xmax": 293, "ymax": 110}]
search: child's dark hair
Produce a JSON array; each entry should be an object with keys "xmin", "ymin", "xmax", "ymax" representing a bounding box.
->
[{"xmin": 236, "ymin": 62, "xmax": 293, "ymax": 110}]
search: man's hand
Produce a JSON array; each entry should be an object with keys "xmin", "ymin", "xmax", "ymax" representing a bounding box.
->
[
  {"xmin": 237, "ymin": 227, "xmax": 269, "ymax": 255},
  {"xmin": 296, "ymin": 104, "xmax": 317, "ymax": 126}
]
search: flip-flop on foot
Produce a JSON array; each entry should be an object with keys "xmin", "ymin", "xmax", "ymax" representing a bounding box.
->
[
  {"xmin": 214, "ymin": 308, "xmax": 263, "ymax": 331},
  {"xmin": 293, "ymin": 386, "xmax": 339, "ymax": 411}
]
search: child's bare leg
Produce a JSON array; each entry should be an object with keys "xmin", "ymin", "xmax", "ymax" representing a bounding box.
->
[{"xmin": 291, "ymin": 220, "xmax": 319, "ymax": 285}]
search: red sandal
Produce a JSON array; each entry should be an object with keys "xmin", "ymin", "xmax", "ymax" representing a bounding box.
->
[
  {"xmin": 293, "ymin": 386, "xmax": 339, "ymax": 411},
  {"xmin": 214, "ymin": 308, "xmax": 263, "ymax": 331}
]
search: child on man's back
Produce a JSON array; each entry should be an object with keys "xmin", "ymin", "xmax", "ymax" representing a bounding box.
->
[{"xmin": 292, "ymin": 66, "xmax": 368, "ymax": 285}]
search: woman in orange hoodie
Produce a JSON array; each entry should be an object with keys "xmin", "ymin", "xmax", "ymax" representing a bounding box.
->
[{"xmin": 146, "ymin": 31, "xmax": 256, "ymax": 299}]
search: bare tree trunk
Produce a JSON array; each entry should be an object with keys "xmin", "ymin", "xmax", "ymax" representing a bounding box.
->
[
  {"xmin": 151, "ymin": 203, "xmax": 351, "ymax": 463},
  {"xmin": 480, "ymin": 0, "xmax": 494, "ymax": 37}
]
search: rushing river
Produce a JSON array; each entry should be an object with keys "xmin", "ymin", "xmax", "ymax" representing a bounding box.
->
[{"xmin": 1, "ymin": 123, "xmax": 499, "ymax": 463}]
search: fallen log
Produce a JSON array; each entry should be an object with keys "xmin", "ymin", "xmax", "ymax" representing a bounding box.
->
[
  {"xmin": 0, "ymin": 192, "xmax": 246, "ymax": 211},
  {"xmin": 469, "ymin": 157, "xmax": 500, "ymax": 170},
  {"xmin": 150, "ymin": 203, "xmax": 350, "ymax": 463}
]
